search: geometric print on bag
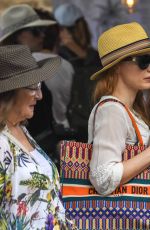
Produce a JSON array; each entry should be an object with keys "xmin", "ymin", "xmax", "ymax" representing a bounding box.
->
[
  {"xmin": 64, "ymin": 201, "xmax": 150, "ymax": 230},
  {"xmin": 60, "ymin": 140, "xmax": 150, "ymax": 230}
]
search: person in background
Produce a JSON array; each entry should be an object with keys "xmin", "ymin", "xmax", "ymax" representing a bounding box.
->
[
  {"xmin": 88, "ymin": 22, "xmax": 150, "ymax": 227},
  {"xmin": 54, "ymin": 3, "xmax": 100, "ymax": 142},
  {"xmin": 0, "ymin": 45, "xmax": 76, "ymax": 229},
  {"xmin": 52, "ymin": 0, "xmax": 130, "ymax": 49},
  {"xmin": 0, "ymin": 4, "xmax": 75, "ymax": 162},
  {"xmin": 33, "ymin": 8, "xmax": 76, "ymax": 140},
  {"xmin": 0, "ymin": 4, "xmax": 56, "ymax": 51}
]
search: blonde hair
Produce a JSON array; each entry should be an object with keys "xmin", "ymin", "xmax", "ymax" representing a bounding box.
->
[
  {"xmin": 0, "ymin": 90, "xmax": 28, "ymax": 131},
  {"xmin": 0, "ymin": 91, "xmax": 16, "ymax": 131},
  {"xmin": 93, "ymin": 66, "xmax": 150, "ymax": 126}
]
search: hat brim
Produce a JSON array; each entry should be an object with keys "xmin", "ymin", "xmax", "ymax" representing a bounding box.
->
[
  {"xmin": 0, "ymin": 56, "xmax": 61, "ymax": 93},
  {"xmin": 0, "ymin": 19, "xmax": 56, "ymax": 42},
  {"xmin": 91, "ymin": 47, "xmax": 150, "ymax": 80}
]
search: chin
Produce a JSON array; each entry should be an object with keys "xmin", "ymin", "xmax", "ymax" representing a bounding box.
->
[
  {"xmin": 142, "ymin": 86, "xmax": 150, "ymax": 90},
  {"xmin": 139, "ymin": 84, "xmax": 150, "ymax": 90},
  {"xmin": 26, "ymin": 112, "xmax": 34, "ymax": 119}
]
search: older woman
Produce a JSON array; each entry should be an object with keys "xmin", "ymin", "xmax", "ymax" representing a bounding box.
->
[{"xmin": 0, "ymin": 45, "xmax": 76, "ymax": 229}]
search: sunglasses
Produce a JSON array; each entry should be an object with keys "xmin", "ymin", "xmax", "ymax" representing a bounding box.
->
[
  {"xmin": 124, "ymin": 55, "xmax": 150, "ymax": 70},
  {"xmin": 23, "ymin": 27, "xmax": 46, "ymax": 36},
  {"xmin": 25, "ymin": 82, "xmax": 42, "ymax": 91}
]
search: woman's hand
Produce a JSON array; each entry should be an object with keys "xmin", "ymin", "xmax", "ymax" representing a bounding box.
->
[{"xmin": 59, "ymin": 28, "xmax": 87, "ymax": 58}]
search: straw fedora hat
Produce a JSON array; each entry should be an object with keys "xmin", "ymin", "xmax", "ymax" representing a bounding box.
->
[
  {"xmin": 0, "ymin": 4, "xmax": 56, "ymax": 42},
  {"xmin": 0, "ymin": 45, "xmax": 61, "ymax": 93},
  {"xmin": 91, "ymin": 22, "xmax": 150, "ymax": 80}
]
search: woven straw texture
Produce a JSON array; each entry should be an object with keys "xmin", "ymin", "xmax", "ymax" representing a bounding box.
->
[
  {"xmin": 91, "ymin": 22, "xmax": 150, "ymax": 80},
  {"xmin": 0, "ymin": 45, "xmax": 61, "ymax": 93}
]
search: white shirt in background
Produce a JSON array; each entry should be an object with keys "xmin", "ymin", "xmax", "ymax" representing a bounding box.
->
[{"xmin": 33, "ymin": 52, "xmax": 74, "ymax": 128}]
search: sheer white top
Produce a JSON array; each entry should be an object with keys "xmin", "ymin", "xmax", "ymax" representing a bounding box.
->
[{"xmin": 88, "ymin": 96, "xmax": 150, "ymax": 195}]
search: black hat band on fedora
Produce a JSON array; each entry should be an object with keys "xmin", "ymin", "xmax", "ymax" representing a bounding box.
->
[{"xmin": 101, "ymin": 38, "xmax": 150, "ymax": 67}]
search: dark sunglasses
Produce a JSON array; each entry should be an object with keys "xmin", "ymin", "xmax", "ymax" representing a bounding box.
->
[
  {"xmin": 124, "ymin": 55, "xmax": 150, "ymax": 70},
  {"xmin": 23, "ymin": 27, "xmax": 46, "ymax": 36}
]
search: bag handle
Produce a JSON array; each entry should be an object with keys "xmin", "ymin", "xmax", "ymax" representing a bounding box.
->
[{"xmin": 93, "ymin": 98, "xmax": 143, "ymax": 146}]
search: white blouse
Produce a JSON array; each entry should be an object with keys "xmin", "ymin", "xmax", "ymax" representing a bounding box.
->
[
  {"xmin": 0, "ymin": 127, "xmax": 73, "ymax": 229},
  {"xmin": 88, "ymin": 96, "xmax": 150, "ymax": 196}
]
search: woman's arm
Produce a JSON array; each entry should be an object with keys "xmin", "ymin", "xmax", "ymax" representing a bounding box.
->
[
  {"xmin": 121, "ymin": 147, "xmax": 150, "ymax": 184},
  {"xmin": 89, "ymin": 102, "xmax": 150, "ymax": 195}
]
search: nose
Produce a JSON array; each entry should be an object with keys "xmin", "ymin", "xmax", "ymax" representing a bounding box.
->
[
  {"xmin": 147, "ymin": 64, "xmax": 150, "ymax": 71},
  {"xmin": 35, "ymin": 89, "xmax": 43, "ymax": 100}
]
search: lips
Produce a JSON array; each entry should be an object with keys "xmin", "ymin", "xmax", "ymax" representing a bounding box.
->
[
  {"xmin": 30, "ymin": 103, "xmax": 36, "ymax": 106},
  {"xmin": 29, "ymin": 104, "xmax": 36, "ymax": 109}
]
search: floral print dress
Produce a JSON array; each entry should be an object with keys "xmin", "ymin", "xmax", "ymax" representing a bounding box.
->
[{"xmin": 0, "ymin": 126, "xmax": 76, "ymax": 230}]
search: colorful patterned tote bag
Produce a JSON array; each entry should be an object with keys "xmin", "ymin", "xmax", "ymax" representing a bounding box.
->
[{"xmin": 60, "ymin": 99, "xmax": 150, "ymax": 230}]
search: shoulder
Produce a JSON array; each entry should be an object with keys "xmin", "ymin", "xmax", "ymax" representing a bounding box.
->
[
  {"xmin": 88, "ymin": 97, "xmax": 131, "ymax": 143},
  {"xmin": 97, "ymin": 99, "xmax": 128, "ymax": 118},
  {"xmin": 99, "ymin": 100, "xmax": 125, "ymax": 112},
  {"xmin": 89, "ymin": 97, "xmax": 131, "ymax": 127},
  {"xmin": 97, "ymin": 101, "xmax": 129, "ymax": 129},
  {"xmin": 60, "ymin": 57, "xmax": 74, "ymax": 74}
]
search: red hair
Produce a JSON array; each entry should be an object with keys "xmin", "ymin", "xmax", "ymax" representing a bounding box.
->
[{"xmin": 93, "ymin": 66, "xmax": 150, "ymax": 125}]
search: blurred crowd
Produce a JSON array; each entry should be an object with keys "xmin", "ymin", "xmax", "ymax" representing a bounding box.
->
[{"xmin": 0, "ymin": 1, "xmax": 131, "ymax": 169}]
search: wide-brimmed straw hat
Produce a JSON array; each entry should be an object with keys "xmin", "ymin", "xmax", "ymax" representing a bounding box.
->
[
  {"xmin": 91, "ymin": 22, "xmax": 150, "ymax": 80},
  {"xmin": 0, "ymin": 4, "xmax": 56, "ymax": 42},
  {"xmin": 0, "ymin": 45, "xmax": 61, "ymax": 93}
]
